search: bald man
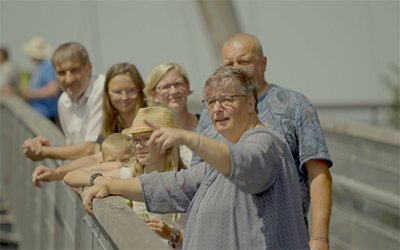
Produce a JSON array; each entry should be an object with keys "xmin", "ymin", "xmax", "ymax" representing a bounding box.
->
[{"xmin": 194, "ymin": 33, "xmax": 332, "ymax": 250}]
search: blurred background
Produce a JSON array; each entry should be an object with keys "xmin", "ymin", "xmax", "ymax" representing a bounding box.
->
[{"xmin": 1, "ymin": 0, "xmax": 399, "ymax": 127}]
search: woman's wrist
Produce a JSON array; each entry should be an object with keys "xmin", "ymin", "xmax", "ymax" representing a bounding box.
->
[
  {"xmin": 192, "ymin": 133, "xmax": 200, "ymax": 151},
  {"xmin": 93, "ymin": 175, "xmax": 107, "ymax": 185},
  {"xmin": 310, "ymin": 236, "xmax": 329, "ymax": 244},
  {"xmin": 89, "ymin": 172, "xmax": 103, "ymax": 186}
]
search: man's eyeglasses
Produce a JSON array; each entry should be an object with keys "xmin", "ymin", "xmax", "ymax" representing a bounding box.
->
[
  {"xmin": 154, "ymin": 81, "xmax": 187, "ymax": 94},
  {"xmin": 129, "ymin": 136, "xmax": 151, "ymax": 147},
  {"xmin": 109, "ymin": 88, "xmax": 139, "ymax": 99},
  {"xmin": 202, "ymin": 95, "xmax": 247, "ymax": 109}
]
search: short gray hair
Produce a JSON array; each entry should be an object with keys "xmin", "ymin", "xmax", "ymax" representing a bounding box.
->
[
  {"xmin": 51, "ymin": 42, "xmax": 91, "ymax": 67},
  {"xmin": 203, "ymin": 65, "xmax": 258, "ymax": 113}
]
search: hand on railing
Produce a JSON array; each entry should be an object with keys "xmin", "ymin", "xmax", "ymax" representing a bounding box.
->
[
  {"xmin": 22, "ymin": 135, "xmax": 50, "ymax": 161},
  {"xmin": 82, "ymin": 182, "xmax": 110, "ymax": 214},
  {"xmin": 32, "ymin": 165, "xmax": 61, "ymax": 188}
]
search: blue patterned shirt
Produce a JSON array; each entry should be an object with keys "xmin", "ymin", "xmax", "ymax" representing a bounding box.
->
[
  {"xmin": 139, "ymin": 128, "xmax": 309, "ymax": 249},
  {"xmin": 193, "ymin": 84, "xmax": 333, "ymax": 217}
]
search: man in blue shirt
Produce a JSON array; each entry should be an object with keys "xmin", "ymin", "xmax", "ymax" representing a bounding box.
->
[{"xmin": 21, "ymin": 36, "xmax": 60, "ymax": 122}]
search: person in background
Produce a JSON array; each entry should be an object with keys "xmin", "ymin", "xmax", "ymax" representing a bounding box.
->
[
  {"xmin": 82, "ymin": 66, "xmax": 309, "ymax": 249},
  {"xmin": 194, "ymin": 33, "xmax": 333, "ymax": 250},
  {"xmin": 0, "ymin": 47, "xmax": 20, "ymax": 94},
  {"xmin": 144, "ymin": 63, "xmax": 199, "ymax": 167},
  {"xmin": 19, "ymin": 36, "xmax": 60, "ymax": 122},
  {"xmin": 31, "ymin": 63, "xmax": 147, "ymax": 187},
  {"xmin": 64, "ymin": 107, "xmax": 186, "ymax": 248},
  {"xmin": 22, "ymin": 41, "xmax": 105, "ymax": 161}
]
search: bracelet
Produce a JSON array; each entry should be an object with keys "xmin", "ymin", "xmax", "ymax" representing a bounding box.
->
[
  {"xmin": 89, "ymin": 173, "xmax": 103, "ymax": 186},
  {"xmin": 193, "ymin": 134, "xmax": 200, "ymax": 151},
  {"xmin": 168, "ymin": 227, "xmax": 181, "ymax": 248},
  {"xmin": 310, "ymin": 236, "xmax": 329, "ymax": 244}
]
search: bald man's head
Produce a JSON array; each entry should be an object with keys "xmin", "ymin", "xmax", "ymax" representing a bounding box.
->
[
  {"xmin": 222, "ymin": 33, "xmax": 264, "ymax": 59},
  {"xmin": 221, "ymin": 33, "xmax": 267, "ymax": 92}
]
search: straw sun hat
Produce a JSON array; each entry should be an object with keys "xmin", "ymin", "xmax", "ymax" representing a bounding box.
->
[
  {"xmin": 122, "ymin": 106, "xmax": 176, "ymax": 136},
  {"xmin": 22, "ymin": 36, "xmax": 53, "ymax": 60}
]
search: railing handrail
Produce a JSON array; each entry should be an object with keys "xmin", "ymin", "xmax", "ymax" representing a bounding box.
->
[
  {"xmin": 315, "ymin": 102, "xmax": 393, "ymax": 110},
  {"xmin": 332, "ymin": 174, "xmax": 399, "ymax": 208},
  {"xmin": 320, "ymin": 118, "xmax": 400, "ymax": 146}
]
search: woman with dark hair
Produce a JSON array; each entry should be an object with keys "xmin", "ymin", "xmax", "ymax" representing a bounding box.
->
[{"xmin": 99, "ymin": 62, "xmax": 147, "ymax": 143}]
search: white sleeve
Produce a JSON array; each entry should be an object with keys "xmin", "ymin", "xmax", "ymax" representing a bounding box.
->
[
  {"xmin": 84, "ymin": 75, "xmax": 105, "ymax": 142},
  {"xmin": 57, "ymin": 93, "xmax": 70, "ymax": 144}
]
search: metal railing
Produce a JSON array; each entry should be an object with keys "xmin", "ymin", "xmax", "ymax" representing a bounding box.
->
[
  {"xmin": 0, "ymin": 96, "xmax": 169, "ymax": 249},
  {"xmin": 322, "ymin": 119, "xmax": 400, "ymax": 249},
  {"xmin": 1, "ymin": 95, "xmax": 399, "ymax": 249},
  {"xmin": 315, "ymin": 102, "xmax": 395, "ymax": 128}
]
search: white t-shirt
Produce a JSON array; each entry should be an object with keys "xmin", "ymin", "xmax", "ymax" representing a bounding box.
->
[{"xmin": 58, "ymin": 75, "xmax": 105, "ymax": 144}]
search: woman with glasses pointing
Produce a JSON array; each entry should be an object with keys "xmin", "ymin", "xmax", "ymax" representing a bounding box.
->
[{"xmin": 82, "ymin": 65, "xmax": 309, "ymax": 249}]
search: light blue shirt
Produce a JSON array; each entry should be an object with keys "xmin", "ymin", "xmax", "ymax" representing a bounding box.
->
[
  {"xmin": 28, "ymin": 59, "xmax": 58, "ymax": 119},
  {"xmin": 139, "ymin": 128, "xmax": 309, "ymax": 249}
]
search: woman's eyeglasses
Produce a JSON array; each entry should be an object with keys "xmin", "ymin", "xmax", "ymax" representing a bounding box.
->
[
  {"xmin": 129, "ymin": 136, "xmax": 151, "ymax": 147},
  {"xmin": 154, "ymin": 81, "xmax": 187, "ymax": 94},
  {"xmin": 109, "ymin": 88, "xmax": 139, "ymax": 99},
  {"xmin": 202, "ymin": 94, "xmax": 247, "ymax": 109}
]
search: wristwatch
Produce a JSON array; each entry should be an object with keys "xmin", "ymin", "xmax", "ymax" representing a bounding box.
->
[{"xmin": 89, "ymin": 173, "xmax": 103, "ymax": 186}]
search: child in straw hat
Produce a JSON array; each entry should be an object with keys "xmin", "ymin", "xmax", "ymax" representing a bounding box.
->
[{"xmin": 64, "ymin": 106, "xmax": 186, "ymax": 248}]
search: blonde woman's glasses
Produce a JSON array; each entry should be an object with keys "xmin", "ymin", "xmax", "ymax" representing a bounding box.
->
[{"xmin": 154, "ymin": 81, "xmax": 187, "ymax": 94}]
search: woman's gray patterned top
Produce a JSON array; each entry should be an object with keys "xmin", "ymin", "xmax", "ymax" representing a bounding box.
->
[{"xmin": 139, "ymin": 128, "xmax": 309, "ymax": 249}]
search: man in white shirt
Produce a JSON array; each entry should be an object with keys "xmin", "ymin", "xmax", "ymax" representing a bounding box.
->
[{"xmin": 22, "ymin": 42, "xmax": 105, "ymax": 160}]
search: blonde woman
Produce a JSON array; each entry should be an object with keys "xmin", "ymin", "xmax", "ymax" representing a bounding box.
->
[
  {"xmin": 144, "ymin": 63, "xmax": 199, "ymax": 167},
  {"xmin": 64, "ymin": 106, "xmax": 186, "ymax": 248}
]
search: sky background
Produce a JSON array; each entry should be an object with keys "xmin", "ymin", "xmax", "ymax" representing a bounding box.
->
[{"xmin": 1, "ymin": 0, "xmax": 398, "ymax": 115}]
